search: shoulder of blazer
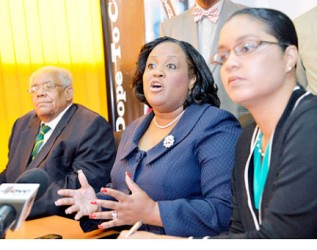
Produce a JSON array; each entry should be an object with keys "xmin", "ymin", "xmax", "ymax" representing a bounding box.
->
[
  {"xmin": 161, "ymin": 7, "xmax": 194, "ymax": 30},
  {"xmin": 71, "ymin": 103, "xmax": 104, "ymax": 119},
  {"xmin": 221, "ymin": 0, "xmax": 247, "ymax": 19}
]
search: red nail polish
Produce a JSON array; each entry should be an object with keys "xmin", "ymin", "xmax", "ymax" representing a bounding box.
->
[
  {"xmin": 101, "ymin": 188, "xmax": 107, "ymax": 193},
  {"xmin": 90, "ymin": 200, "xmax": 97, "ymax": 204},
  {"xmin": 89, "ymin": 213, "xmax": 96, "ymax": 218},
  {"xmin": 126, "ymin": 171, "xmax": 131, "ymax": 178}
]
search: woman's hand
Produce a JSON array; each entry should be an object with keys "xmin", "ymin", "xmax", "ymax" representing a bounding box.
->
[
  {"xmin": 89, "ymin": 171, "xmax": 161, "ymax": 229},
  {"xmin": 55, "ymin": 169, "xmax": 98, "ymax": 220}
]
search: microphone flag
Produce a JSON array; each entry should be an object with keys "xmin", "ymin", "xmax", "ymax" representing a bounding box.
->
[{"xmin": 0, "ymin": 183, "xmax": 39, "ymax": 230}]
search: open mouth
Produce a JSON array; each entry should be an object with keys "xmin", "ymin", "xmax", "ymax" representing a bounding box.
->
[{"xmin": 150, "ymin": 82, "xmax": 162, "ymax": 89}]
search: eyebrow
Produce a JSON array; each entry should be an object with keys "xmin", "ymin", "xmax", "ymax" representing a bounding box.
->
[
  {"xmin": 148, "ymin": 55, "xmax": 178, "ymax": 59},
  {"xmin": 218, "ymin": 35, "xmax": 260, "ymax": 50}
]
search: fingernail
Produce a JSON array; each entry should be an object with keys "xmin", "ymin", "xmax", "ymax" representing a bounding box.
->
[
  {"xmin": 89, "ymin": 213, "xmax": 96, "ymax": 218},
  {"xmin": 98, "ymin": 224, "xmax": 104, "ymax": 229},
  {"xmin": 101, "ymin": 188, "xmax": 107, "ymax": 193},
  {"xmin": 126, "ymin": 171, "xmax": 131, "ymax": 178},
  {"xmin": 90, "ymin": 200, "xmax": 97, "ymax": 205}
]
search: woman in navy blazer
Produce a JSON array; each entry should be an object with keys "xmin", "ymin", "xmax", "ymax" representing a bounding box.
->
[
  {"xmin": 55, "ymin": 36, "xmax": 241, "ymax": 237},
  {"xmin": 119, "ymin": 8, "xmax": 317, "ymax": 239}
]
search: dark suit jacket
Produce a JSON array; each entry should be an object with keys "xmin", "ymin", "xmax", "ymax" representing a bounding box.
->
[{"xmin": 0, "ymin": 104, "xmax": 116, "ymax": 219}]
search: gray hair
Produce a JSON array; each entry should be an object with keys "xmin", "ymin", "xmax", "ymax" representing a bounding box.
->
[{"xmin": 29, "ymin": 66, "xmax": 73, "ymax": 87}]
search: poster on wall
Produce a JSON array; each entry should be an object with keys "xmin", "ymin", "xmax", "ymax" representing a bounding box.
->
[{"xmin": 100, "ymin": 0, "xmax": 145, "ymax": 131}]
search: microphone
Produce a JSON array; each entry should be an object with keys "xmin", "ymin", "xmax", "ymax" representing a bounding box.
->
[
  {"xmin": 16, "ymin": 168, "xmax": 50, "ymax": 201},
  {"xmin": 0, "ymin": 168, "xmax": 50, "ymax": 238}
]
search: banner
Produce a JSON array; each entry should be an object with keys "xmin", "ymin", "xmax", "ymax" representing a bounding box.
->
[{"xmin": 100, "ymin": 0, "xmax": 145, "ymax": 131}]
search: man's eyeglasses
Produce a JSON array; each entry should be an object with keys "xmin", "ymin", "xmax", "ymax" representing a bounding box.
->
[
  {"xmin": 212, "ymin": 39, "xmax": 290, "ymax": 65},
  {"xmin": 28, "ymin": 81, "xmax": 64, "ymax": 94}
]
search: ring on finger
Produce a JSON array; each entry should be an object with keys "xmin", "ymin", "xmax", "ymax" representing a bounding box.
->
[{"xmin": 111, "ymin": 210, "xmax": 118, "ymax": 220}]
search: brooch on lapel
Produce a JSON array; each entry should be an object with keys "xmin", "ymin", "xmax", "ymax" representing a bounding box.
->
[{"xmin": 163, "ymin": 135, "xmax": 175, "ymax": 148}]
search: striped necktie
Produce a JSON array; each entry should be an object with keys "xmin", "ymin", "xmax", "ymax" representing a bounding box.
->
[{"xmin": 31, "ymin": 124, "xmax": 51, "ymax": 160}]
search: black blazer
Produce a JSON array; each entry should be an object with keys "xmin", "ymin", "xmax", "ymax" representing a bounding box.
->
[
  {"xmin": 0, "ymin": 104, "xmax": 116, "ymax": 219},
  {"xmin": 218, "ymin": 86, "xmax": 317, "ymax": 238}
]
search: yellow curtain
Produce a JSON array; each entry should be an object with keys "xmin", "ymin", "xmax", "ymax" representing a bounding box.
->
[{"xmin": 0, "ymin": 0, "xmax": 108, "ymax": 172}]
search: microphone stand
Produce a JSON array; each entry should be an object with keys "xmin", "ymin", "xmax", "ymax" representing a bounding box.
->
[{"xmin": 0, "ymin": 205, "xmax": 16, "ymax": 239}]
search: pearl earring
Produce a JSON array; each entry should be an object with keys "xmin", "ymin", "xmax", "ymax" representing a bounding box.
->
[{"xmin": 288, "ymin": 66, "xmax": 292, "ymax": 72}]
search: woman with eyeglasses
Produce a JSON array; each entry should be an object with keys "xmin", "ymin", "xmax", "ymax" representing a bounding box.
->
[{"xmin": 118, "ymin": 7, "xmax": 317, "ymax": 239}]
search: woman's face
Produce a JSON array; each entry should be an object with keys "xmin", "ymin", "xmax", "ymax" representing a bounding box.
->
[
  {"xmin": 218, "ymin": 15, "xmax": 290, "ymax": 107},
  {"xmin": 143, "ymin": 42, "xmax": 196, "ymax": 113}
]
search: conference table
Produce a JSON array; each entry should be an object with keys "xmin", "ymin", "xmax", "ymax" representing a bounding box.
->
[{"xmin": 6, "ymin": 215, "xmax": 119, "ymax": 239}]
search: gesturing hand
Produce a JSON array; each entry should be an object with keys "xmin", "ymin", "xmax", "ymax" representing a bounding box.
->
[
  {"xmin": 55, "ymin": 170, "xmax": 99, "ymax": 220},
  {"xmin": 89, "ymin": 171, "xmax": 161, "ymax": 229}
]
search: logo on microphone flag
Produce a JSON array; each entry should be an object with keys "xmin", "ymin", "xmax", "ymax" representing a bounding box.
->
[{"xmin": 0, "ymin": 183, "xmax": 39, "ymax": 230}]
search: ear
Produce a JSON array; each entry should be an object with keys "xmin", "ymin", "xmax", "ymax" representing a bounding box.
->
[
  {"xmin": 64, "ymin": 86, "xmax": 74, "ymax": 101},
  {"xmin": 284, "ymin": 45, "xmax": 298, "ymax": 72},
  {"xmin": 188, "ymin": 74, "xmax": 196, "ymax": 91}
]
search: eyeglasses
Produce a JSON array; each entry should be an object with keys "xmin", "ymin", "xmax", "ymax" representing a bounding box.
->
[
  {"xmin": 28, "ymin": 81, "xmax": 64, "ymax": 94},
  {"xmin": 212, "ymin": 39, "xmax": 290, "ymax": 65}
]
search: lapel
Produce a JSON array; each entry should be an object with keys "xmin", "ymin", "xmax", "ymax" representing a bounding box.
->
[
  {"xmin": 26, "ymin": 104, "xmax": 78, "ymax": 169},
  {"xmin": 242, "ymin": 87, "xmax": 309, "ymax": 227},
  {"xmin": 118, "ymin": 104, "xmax": 209, "ymax": 165},
  {"xmin": 261, "ymin": 87, "xmax": 309, "ymax": 206},
  {"xmin": 20, "ymin": 115, "xmax": 42, "ymax": 170},
  {"xmin": 183, "ymin": 7, "xmax": 199, "ymax": 49},
  {"xmin": 209, "ymin": 0, "xmax": 237, "ymax": 72}
]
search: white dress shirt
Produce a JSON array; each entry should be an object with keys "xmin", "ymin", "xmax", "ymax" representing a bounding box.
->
[
  {"xmin": 197, "ymin": 0, "xmax": 224, "ymax": 64},
  {"xmin": 39, "ymin": 104, "xmax": 72, "ymax": 152}
]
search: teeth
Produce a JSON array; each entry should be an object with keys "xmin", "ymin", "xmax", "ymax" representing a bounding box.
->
[{"xmin": 151, "ymin": 82, "xmax": 162, "ymax": 88}]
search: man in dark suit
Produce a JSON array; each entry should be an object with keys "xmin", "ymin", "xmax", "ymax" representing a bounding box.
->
[
  {"xmin": 0, "ymin": 66, "xmax": 116, "ymax": 219},
  {"xmin": 160, "ymin": 0, "xmax": 247, "ymax": 117}
]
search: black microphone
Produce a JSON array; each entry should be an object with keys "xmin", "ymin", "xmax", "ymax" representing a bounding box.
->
[
  {"xmin": 15, "ymin": 168, "xmax": 50, "ymax": 201},
  {"xmin": 0, "ymin": 168, "xmax": 50, "ymax": 238}
]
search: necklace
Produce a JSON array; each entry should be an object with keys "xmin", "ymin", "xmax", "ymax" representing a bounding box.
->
[
  {"xmin": 253, "ymin": 130, "xmax": 271, "ymax": 210},
  {"xmin": 255, "ymin": 131, "xmax": 265, "ymax": 157},
  {"xmin": 153, "ymin": 110, "xmax": 185, "ymax": 129}
]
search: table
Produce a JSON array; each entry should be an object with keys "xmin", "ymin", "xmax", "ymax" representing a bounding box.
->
[{"xmin": 6, "ymin": 215, "xmax": 118, "ymax": 239}]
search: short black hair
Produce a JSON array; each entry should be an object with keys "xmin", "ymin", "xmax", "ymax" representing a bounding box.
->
[{"xmin": 229, "ymin": 8, "xmax": 298, "ymax": 49}]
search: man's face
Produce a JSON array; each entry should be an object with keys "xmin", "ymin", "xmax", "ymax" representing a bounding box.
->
[{"xmin": 29, "ymin": 72, "xmax": 73, "ymax": 122}]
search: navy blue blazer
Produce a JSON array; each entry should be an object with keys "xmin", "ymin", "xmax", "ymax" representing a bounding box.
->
[
  {"xmin": 81, "ymin": 103, "xmax": 241, "ymax": 237},
  {"xmin": 0, "ymin": 104, "xmax": 116, "ymax": 219}
]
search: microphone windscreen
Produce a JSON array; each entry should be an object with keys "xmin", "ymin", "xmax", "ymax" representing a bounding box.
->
[{"xmin": 15, "ymin": 168, "xmax": 50, "ymax": 201}]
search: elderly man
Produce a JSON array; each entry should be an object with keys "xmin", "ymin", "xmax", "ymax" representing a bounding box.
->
[{"xmin": 0, "ymin": 66, "xmax": 116, "ymax": 219}]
